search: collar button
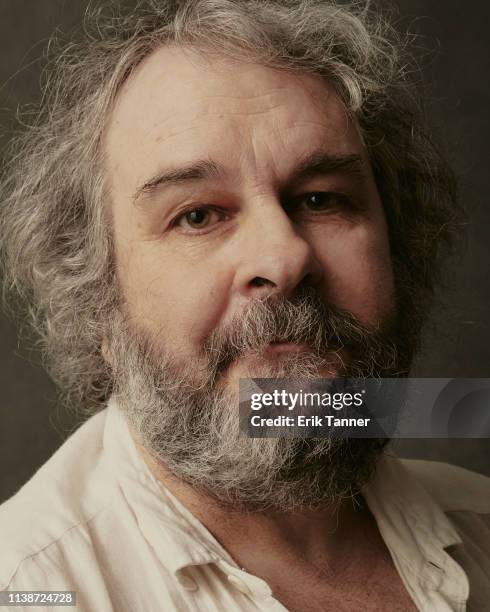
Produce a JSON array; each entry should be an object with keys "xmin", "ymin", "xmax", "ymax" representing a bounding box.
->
[{"xmin": 227, "ymin": 574, "xmax": 251, "ymax": 596}]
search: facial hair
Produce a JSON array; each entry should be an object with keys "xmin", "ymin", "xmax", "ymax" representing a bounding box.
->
[{"xmin": 108, "ymin": 286, "xmax": 408, "ymax": 512}]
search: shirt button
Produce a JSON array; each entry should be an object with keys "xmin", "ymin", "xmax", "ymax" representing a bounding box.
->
[
  {"xmin": 227, "ymin": 574, "xmax": 251, "ymax": 596},
  {"xmin": 178, "ymin": 574, "xmax": 199, "ymax": 592}
]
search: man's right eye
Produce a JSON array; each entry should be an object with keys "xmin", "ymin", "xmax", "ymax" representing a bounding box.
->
[{"xmin": 174, "ymin": 206, "xmax": 225, "ymax": 232}]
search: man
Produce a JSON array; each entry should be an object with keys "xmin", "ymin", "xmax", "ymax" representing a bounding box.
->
[{"xmin": 0, "ymin": 1, "xmax": 489, "ymax": 610}]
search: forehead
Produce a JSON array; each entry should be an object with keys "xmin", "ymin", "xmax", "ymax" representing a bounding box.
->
[{"xmin": 104, "ymin": 45, "xmax": 365, "ymax": 193}]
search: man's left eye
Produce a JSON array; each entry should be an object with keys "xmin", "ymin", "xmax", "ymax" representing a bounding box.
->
[{"xmin": 296, "ymin": 192, "xmax": 352, "ymax": 212}]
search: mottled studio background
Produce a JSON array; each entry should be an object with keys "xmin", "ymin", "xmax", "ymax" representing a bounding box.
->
[{"xmin": 0, "ymin": 0, "xmax": 489, "ymax": 503}]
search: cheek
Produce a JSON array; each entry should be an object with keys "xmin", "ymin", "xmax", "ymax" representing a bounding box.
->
[
  {"xmin": 117, "ymin": 241, "xmax": 233, "ymax": 352},
  {"xmin": 313, "ymin": 224, "xmax": 394, "ymax": 325}
]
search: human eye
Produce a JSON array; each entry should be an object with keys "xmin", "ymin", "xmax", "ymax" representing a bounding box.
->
[
  {"xmin": 294, "ymin": 191, "xmax": 355, "ymax": 213},
  {"xmin": 173, "ymin": 206, "xmax": 226, "ymax": 233}
]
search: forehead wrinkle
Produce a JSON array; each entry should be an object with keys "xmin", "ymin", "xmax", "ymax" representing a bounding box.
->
[
  {"xmin": 144, "ymin": 97, "xmax": 287, "ymax": 149},
  {"xmin": 105, "ymin": 47, "xmax": 366, "ymax": 211}
]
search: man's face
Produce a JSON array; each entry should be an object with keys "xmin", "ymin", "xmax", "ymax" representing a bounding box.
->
[
  {"xmin": 105, "ymin": 46, "xmax": 395, "ymax": 388},
  {"xmin": 103, "ymin": 46, "xmax": 399, "ymax": 510}
]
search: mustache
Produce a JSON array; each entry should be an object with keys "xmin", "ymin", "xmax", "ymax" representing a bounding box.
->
[{"xmin": 203, "ymin": 286, "xmax": 397, "ymax": 376}]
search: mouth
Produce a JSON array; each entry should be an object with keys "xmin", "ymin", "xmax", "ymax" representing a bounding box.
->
[
  {"xmin": 217, "ymin": 341, "xmax": 346, "ymax": 385},
  {"xmin": 265, "ymin": 341, "xmax": 310, "ymax": 353}
]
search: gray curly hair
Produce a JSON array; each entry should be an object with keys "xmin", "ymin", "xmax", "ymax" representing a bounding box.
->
[{"xmin": 0, "ymin": 0, "xmax": 459, "ymax": 413}]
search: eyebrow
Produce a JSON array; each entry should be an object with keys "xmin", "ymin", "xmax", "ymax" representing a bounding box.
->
[
  {"xmin": 133, "ymin": 159, "xmax": 223, "ymax": 206},
  {"xmin": 132, "ymin": 151, "xmax": 365, "ymax": 207},
  {"xmin": 288, "ymin": 151, "xmax": 365, "ymax": 184}
]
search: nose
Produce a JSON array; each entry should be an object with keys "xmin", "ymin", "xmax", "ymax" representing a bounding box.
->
[{"xmin": 235, "ymin": 198, "xmax": 323, "ymax": 300}]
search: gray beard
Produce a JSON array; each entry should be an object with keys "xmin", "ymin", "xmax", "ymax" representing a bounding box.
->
[{"xmin": 108, "ymin": 287, "xmax": 407, "ymax": 512}]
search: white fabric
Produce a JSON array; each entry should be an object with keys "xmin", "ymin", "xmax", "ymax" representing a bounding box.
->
[{"xmin": 1, "ymin": 396, "xmax": 490, "ymax": 611}]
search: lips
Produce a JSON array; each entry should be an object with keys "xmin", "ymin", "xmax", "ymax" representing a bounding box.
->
[{"xmin": 266, "ymin": 342, "xmax": 310, "ymax": 353}]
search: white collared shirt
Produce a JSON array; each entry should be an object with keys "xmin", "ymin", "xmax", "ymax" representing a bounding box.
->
[{"xmin": 1, "ymin": 397, "xmax": 489, "ymax": 611}]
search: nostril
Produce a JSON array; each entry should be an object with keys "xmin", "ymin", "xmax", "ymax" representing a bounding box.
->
[{"xmin": 250, "ymin": 276, "xmax": 271, "ymax": 288}]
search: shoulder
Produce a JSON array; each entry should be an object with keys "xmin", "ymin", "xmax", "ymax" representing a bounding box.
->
[
  {"xmin": 400, "ymin": 457, "xmax": 490, "ymax": 515},
  {"xmin": 0, "ymin": 409, "xmax": 115, "ymax": 590}
]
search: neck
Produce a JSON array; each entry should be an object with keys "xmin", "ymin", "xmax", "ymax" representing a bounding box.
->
[{"xmin": 135, "ymin": 440, "xmax": 378, "ymax": 576}]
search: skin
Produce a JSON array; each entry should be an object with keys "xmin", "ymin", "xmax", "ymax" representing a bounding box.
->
[
  {"xmin": 104, "ymin": 46, "xmax": 415, "ymax": 610},
  {"xmin": 105, "ymin": 46, "xmax": 394, "ymax": 378}
]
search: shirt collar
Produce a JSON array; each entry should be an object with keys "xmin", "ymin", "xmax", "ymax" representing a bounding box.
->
[
  {"xmin": 363, "ymin": 452, "xmax": 469, "ymax": 607},
  {"xmin": 103, "ymin": 396, "xmax": 469, "ymax": 606},
  {"xmin": 103, "ymin": 396, "xmax": 238, "ymax": 579}
]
